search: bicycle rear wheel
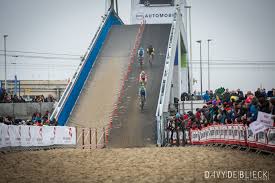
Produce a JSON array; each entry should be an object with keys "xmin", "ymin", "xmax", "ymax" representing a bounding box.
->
[
  {"xmin": 140, "ymin": 96, "xmax": 145, "ymax": 110},
  {"xmin": 149, "ymin": 55, "xmax": 153, "ymax": 65}
]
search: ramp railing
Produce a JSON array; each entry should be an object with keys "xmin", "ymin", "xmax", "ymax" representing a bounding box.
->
[
  {"xmin": 50, "ymin": 10, "xmax": 123, "ymax": 125},
  {"xmin": 155, "ymin": 11, "xmax": 181, "ymax": 146}
]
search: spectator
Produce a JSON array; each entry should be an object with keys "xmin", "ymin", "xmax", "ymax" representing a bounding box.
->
[
  {"xmin": 0, "ymin": 111, "xmax": 57, "ymax": 126},
  {"xmin": 209, "ymin": 90, "xmax": 214, "ymax": 100},
  {"xmin": 261, "ymin": 88, "xmax": 267, "ymax": 98},
  {"xmin": 258, "ymin": 97, "xmax": 270, "ymax": 113},
  {"xmin": 248, "ymin": 97, "xmax": 258, "ymax": 122},
  {"xmin": 0, "ymin": 89, "xmax": 56, "ymax": 103},
  {"xmin": 223, "ymin": 88, "xmax": 231, "ymax": 103},
  {"xmin": 203, "ymin": 91, "xmax": 210, "ymax": 102},
  {"xmin": 255, "ymin": 88, "xmax": 262, "ymax": 98},
  {"xmin": 0, "ymin": 87, "xmax": 4, "ymax": 101},
  {"xmin": 237, "ymin": 88, "xmax": 244, "ymax": 100},
  {"xmin": 181, "ymin": 92, "xmax": 189, "ymax": 101},
  {"xmin": 174, "ymin": 97, "xmax": 179, "ymax": 112},
  {"xmin": 269, "ymin": 98, "xmax": 275, "ymax": 125},
  {"xmin": 267, "ymin": 89, "xmax": 274, "ymax": 97},
  {"xmin": 245, "ymin": 91, "xmax": 253, "ymax": 99},
  {"xmin": 166, "ymin": 87, "xmax": 275, "ymax": 143}
]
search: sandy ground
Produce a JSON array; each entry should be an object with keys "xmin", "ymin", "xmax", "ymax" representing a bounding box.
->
[{"xmin": 0, "ymin": 146, "xmax": 274, "ymax": 183}]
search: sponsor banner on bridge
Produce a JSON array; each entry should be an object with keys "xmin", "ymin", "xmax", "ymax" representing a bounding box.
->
[
  {"xmin": 0, "ymin": 124, "xmax": 76, "ymax": 148},
  {"xmin": 131, "ymin": 0, "xmax": 185, "ymax": 24}
]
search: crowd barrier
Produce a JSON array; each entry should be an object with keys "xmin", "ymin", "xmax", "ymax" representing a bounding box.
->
[
  {"xmin": 76, "ymin": 127, "xmax": 107, "ymax": 149},
  {"xmin": 0, "ymin": 124, "xmax": 76, "ymax": 149},
  {"xmin": 167, "ymin": 129, "xmax": 190, "ymax": 145},
  {"xmin": 190, "ymin": 124, "xmax": 275, "ymax": 153}
]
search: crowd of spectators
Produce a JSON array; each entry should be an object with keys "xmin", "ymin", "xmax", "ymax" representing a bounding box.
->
[
  {"xmin": 168, "ymin": 88, "xmax": 275, "ymax": 145},
  {"xmin": 181, "ymin": 88, "xmax": 275, "ymax": 101},
  {"xmin": 0, "ymin": 87, "xmax": 56, "ymax": 103},
  {"xmin": 0, "ymin": 111, "xmax": 57, "ymax": 126}
]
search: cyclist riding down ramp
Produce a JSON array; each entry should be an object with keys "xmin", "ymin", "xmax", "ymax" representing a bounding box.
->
[{"xmin": 109, "ymin": 24, "xmax": 171, "ymax": 148}]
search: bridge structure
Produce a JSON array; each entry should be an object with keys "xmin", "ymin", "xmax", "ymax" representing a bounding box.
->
[{"xmin": 50, "ymin": 0, "xmax": 190, "ymax": 147}]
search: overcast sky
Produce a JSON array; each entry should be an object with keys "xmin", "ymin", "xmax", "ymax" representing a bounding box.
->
[{"xmin": 0, "ymin": 0, "xmax": 274, "ymax": 92}]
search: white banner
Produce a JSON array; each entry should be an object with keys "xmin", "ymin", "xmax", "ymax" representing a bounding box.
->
[
  {"xmin": 55, "ymin": 126, "xmax": 76, "ymax": 145},
  {"xmin": 239, "ymin": 125, "xmax": 246, "ymax": 142},
  {"xmin": 221, "ymin": 125, "xmax": 227, "ymax": 139},
  {"xmin": 191, "ymin": 130, "xmax": 199, "ymax": 143},
  {"xmin": 227, "ymin": 125, "xmax": 234, "ymax": 140},
  {"xmin": 256, "ymin": 111, "xmax": 274, "ymax": 128},
  {"xmin": 21, "ymin": 126, "xmax": 32, "ymax": 146},
  {"xmin": 200, "ymin": 128, "xmax": 206, "ymax": 142},
  {"xmin": 257, "ymin": 131, "xmax": 266, "ymax": 144},
  {"xmin": 214, "ymin": 126, "xmax": 220, "ymax": 140},
  {"xmin": 247, "ymin": 127, "xmax": 256, "ymax": 143},
  {"xmin": 209, "ymin": 126, "xmax": 215, "ymax": 140},
  {"xmin": 267, "ymin": 128, "xmax": 275, "ymax": 146},
  {"xmin": 249, "ymin": 121, "xmax": 268, "ymax": 135},
  {"xmin": 233, "ymin": 125, "xmax": 239, "ymax": 141},
  {"xmin": 0, "ymin": 124, "xmax": 76, "ymax": 148},
  {"xmin": 131, "ymin": 0, "xmax": 185, "ymax": 24},
  {"xmin": 190, "ymin": 124, "xmax": 275, "ymax": 152}
]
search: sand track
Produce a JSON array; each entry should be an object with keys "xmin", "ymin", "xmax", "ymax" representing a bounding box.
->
[{"xmin": 0, "ymin": 146, "xmax": 274, "ymax": 183}]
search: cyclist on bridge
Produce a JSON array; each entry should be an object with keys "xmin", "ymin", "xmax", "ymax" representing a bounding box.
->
[
  {"xmin": 147, "ymin": 44, "xmax": 155, "ymax": 63},
  {"xmin": 139, "ymin": 70, "xmax": 147, "ymax": 86},
  {"xmin": 137, "ymin": 47, "xmax": 145, "ymax": 65},
  {"xmin": 147, "ymin": 45, "xmax": 155, "ymax": 56},
  {"xmin": 139, "ymin": 83, "xmax": 147, "ymax": 103}
]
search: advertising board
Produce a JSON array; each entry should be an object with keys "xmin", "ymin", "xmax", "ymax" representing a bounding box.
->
[{"xmin": 131, "ymin": 0, "xmax": 185, "ymax": 24}]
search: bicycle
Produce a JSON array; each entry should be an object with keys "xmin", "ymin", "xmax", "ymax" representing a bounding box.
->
[
  {"xmin": 139, "ymin": 86, "xmax": 146, "ymax": 110},
  {"xmin": 140, "ymin": 95, "xmax": 145, "ymax": 110},
  {"xmin": 148, "ymin": 52, "xmax": 154, "ymax": 65},
  {"xmin": 138, "ymin": 55, "xmax": 144, "ymax": 68}
]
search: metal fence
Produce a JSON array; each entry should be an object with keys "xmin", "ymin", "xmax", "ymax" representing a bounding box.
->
[
  {"xmin": 0, "ymin": 126, "xmax": 107, "ymax": 152},
  {"xmin": 176, "ymin": 100, "xmax": 205, "ymax": 114},
  {"xmin": 161, "ymin": 100, "xmax": 205, "ymax": 146},
  {"xmin": 76, "ymin": 127, "xmax": 107, "ymax": 149}
]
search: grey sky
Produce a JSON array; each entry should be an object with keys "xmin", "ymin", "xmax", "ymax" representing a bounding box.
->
[
  {"xmin": 190, "ymin": 0, "xmax": 275, "ymax": 91},
  {"xmin": 0, "ymin": 0, "xmax": 274, "ymax": 91},
  {"xmin": 191, "ymin": 0, "xmax": 275, "ymax": 61}
]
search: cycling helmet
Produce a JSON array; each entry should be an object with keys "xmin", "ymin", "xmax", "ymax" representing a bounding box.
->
[{"xmin": 141, "ymin": 71, "xmax": 146, "ymax": 77}]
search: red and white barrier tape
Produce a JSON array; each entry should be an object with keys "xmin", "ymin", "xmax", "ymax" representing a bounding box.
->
[{"xmin": 188, "ymin": 124, "xmax": 275, "ymax": 153}]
